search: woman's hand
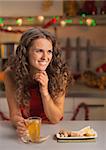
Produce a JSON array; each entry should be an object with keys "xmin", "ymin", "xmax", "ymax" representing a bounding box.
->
[
  {"xmin": 11, "ymin": 115, "xmax": 27, "ymax": 138},
  {"xmin": 33, "ymin": 71, "xmax": 49, "ymax": 96}
]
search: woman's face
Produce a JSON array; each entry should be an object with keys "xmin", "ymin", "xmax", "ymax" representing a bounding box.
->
[{"xmin": 28, "ymin": 38, "xmax": 53, "ymax": 72}]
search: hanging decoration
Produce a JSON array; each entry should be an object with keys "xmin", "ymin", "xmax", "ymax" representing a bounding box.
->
[
  {"xmin": 71, "ymin": 102, "xmax": 89, "ymax": 120},
  {"xmin": 43, "ymin": 17, "xmax": 57, "ymax": 28},
  {"xmin": 0, "ymin": 0, "xmax": 106, "ymax": 33},
  {"xmin": 0, "ymin": 6, "xmax": 105, "ymax": 34},
  {"xmin": 0, "ymin": 28, "xmax": 23, "ymax": 33}
]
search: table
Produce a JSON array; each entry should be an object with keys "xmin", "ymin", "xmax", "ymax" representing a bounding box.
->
[{"xmin": 0, "ymin": 121, "xmax": 106, "ymax": 150}]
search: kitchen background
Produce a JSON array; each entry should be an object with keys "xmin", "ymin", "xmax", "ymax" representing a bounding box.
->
[{"xmin": 0, "ymin": 0, "xmax": 106, "ymax": 121}]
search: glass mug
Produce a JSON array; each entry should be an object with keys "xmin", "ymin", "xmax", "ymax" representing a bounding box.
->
[{"xmin": 21, "ymin": 116, "xmax": 42, "ymax": 143}]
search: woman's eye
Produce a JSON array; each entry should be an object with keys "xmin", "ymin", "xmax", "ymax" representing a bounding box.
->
[
  {"xmin": 33, "ymin": 49, "xmax": 53, "ymax": 54},
  {"xmin": 48, "ymin": 50, "xmax": 53, "ymax": 53},
  {"xmin": 34, "ymin": 49, "xmax": 43, "ymax": 53},
  {"xmin": 38, "ymin": 49, "xmax": 43, "ymax": 52}
]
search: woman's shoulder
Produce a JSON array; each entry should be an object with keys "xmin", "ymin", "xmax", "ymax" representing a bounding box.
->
[
  {"xmin": 4, "ymin": 67, "xmax": 16, "ymax": 84},
  {"xmin": 4, "ymin": 68, "xmax": 17, "ymax": 94},
  {"xmin": 4, "ymin": 67, "xmax": 13, "ymax": 77}
]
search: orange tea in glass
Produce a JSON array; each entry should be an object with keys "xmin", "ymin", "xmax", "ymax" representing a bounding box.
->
[{"xmin": 26, "ymin": 116, "xmax": 41, "ymax": 142}]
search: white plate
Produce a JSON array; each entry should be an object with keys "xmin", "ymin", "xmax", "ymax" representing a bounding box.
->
[{"xmin": 56, "ymin": 132, "xmax": 97, "ymax": 140}]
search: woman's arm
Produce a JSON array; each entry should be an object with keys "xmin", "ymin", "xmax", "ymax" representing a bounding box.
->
[
  {"xmin": 41, "ymin": 92, "xmax": 65, "ymax": 124},
  {"xmin": 4, "ymin": 68, "xmax": 23, "ymax": 126},
  {"xmin": 33, "ymin": 71, "xmax": 65, "ymax": 124},
  {"xmin": 4, "ymin": 68, "xmax": 27, "ymax": 137}
]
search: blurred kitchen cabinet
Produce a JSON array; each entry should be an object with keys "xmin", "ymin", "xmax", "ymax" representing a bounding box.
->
[
  {"xmin": 64, "ymin": 97, "xmax": 105, "ymax": 120},
  {"xmin": 74, "ymin": 97, "xmax": 105, "ymax": 120},
  {"xmin": 64, "ymin": 97, "xmax": 74, "ymax": 120}
]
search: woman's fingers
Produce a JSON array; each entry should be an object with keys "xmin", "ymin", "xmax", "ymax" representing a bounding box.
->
[
  {"xmin": 14, "ymin": 117, "xmax": 27, "ymax": 138},
  {"xmin": 17, "ymin": 120, "xmax": 26, "ymax": 127},
  {"xmin": 33, "ymin": 71, "xmax": 48, "ymax": 86},
  {"xmin": 17, "ymin": 125, "xmax": 27, "ymax": 137},
  {"xmin": 33, "ymin": 71, "xmax": 48, "ymax": 80},
  {"xmin": 16, "ymin": 128, "xmax": 25, "ymax": 137}
]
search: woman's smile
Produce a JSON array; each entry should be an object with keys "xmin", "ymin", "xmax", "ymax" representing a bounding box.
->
[
  {"xmin": 28, "ymin": 38, "xmax": 53, "ymax": 71},
  {"xmin": 38, "ymin": 61, "xmax": 48, "ymax": 66}
]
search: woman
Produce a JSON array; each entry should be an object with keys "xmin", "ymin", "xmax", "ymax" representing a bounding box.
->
[{"xmin": 4, "ymin": 28, "xmax": 72, "ymax": 138}]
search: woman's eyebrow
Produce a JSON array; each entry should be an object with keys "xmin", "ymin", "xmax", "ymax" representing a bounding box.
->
[{"xmin": 34, "ymin": 48, "xmax": 53, "ymax": 51}]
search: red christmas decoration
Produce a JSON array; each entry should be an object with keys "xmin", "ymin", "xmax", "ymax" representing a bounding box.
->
[
  {"xmin": 0, "ymin": 28, "xmax": 23, "ymax": 33},
  {"xmin": 71, "ymin": 102, "xmax": 89, "ymax": 120},
  {"xmin": 43, "ymin": 18, "xmax": 57, "ymax": 28},
  {"xmin": 0, "ymin": 18, "xmax": 56, "ymax": 33}
]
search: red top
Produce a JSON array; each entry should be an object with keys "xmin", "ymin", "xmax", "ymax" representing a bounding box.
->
[
  {"xmin": 21, "ymin": 87, "xmax": 49, "ymax": 122},
  {"xmin": 29, "ymin": 88, "xmax": 48, "ymax": 121},
  {"xmin": 21, "ymin": 86, "xmax": 63, "ymax": 122}
]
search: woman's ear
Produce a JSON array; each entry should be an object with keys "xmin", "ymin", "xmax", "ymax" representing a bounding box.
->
[{"xmin": 23, "ymin": 46, "xmax": 26, "ymax": 55}]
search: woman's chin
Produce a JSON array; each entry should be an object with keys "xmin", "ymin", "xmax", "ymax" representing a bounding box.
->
[{"xmin": 37, "ymin": 67, "xmax": 46, "ymax": 71}]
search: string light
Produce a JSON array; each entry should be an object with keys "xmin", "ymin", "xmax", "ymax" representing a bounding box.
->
[
  {"xmin": 81, "ymin": 13, "xmax": 86, "ymax": 18},
  {"xmin": 27, "ymin": 17, "xmax": 34, "ymax": 22},
  {"xmin": 60, "ymin": 20, "xmax": 66, "ymax": 27},
  {"xmin": 0, "ymin": 23, "xmax": 4, "ymax": 27},
  {"xmin": 7, "ymin": 26, "xmax": 12, "ymax": 31},
  {"xmin": 0, "ymin": 15, "xmax": 99, "ymax": 31},
  {"xmin": 0, "ymin": 18, "xmax": 4, "ymax": 24},
  {"xmin": 55, "ymin": 16, "xmax": 59, "ymax": 20},
  {"xmin": 65, "ymin": 19, "xmax": 73, "ymax": 23},
  {"xmin": 91, "ymin": 19, "xmax": 96, "ymax": 26},
  {"xmin": 85, "ymin": 18, "xmax": 96, "ymax": 26},
  {"xmin": 86, "ymin": 18, "xmax": 93, "ymax": 26},
  {"xmin": 16, "ymin": 18, "xmax": 23, "ymax": 26},
  {"xmin": 0, "ymin": 18, "xmax": 4, "ymax": 26},
  {"xmin": 37, "ymin": 16, "xmax": 44, "ymax": 22},
  {"xmin": 79, "ymin": 19, "xmax": 84, "ymax": 25}
]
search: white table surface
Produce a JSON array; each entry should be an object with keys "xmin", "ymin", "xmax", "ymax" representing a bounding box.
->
[{"xmin": 0, "ymin": 120, "xmax": 106, "ymax": 150}]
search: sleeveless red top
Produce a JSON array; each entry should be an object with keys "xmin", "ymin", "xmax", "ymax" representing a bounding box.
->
[
  {"xmin": 21, "ymin": 86, "xmax": 63, "ymax": 122},
  {"xmin": 29, "ymin": 88, "xmax": 48, "ymax": 121},
  {"xmin": 21, "ymin": 87, "xmax": 49, "ymax": 122}
]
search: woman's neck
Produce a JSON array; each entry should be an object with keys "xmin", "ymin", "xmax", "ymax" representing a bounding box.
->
[
  {"xmin": 29, "ymin": 66, "xmax": 39, "ymax": 88},
  {"xmin": 30, "ymin": 66, "xmax": 37, "ymax": 78}
]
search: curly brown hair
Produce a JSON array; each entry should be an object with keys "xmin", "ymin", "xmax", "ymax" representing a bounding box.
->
[{"xmin": 8, "ymin": 28, "xmax": 73, "ymax": 107}]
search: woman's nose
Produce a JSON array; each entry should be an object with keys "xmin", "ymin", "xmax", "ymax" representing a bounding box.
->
[{"xmin": 41, "ymin": 52, "xmax": 47, "ymax": 59}]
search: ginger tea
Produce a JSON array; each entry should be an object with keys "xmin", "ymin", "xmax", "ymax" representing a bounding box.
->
[{"xmin": 26, "ymin": 117, "xmax": 41, "ymax": 142}]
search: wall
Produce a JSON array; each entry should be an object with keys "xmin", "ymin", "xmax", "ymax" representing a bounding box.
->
[
  {"xmin": 52, "ymin": 26, "xmax": 106, "ymax": 72},
  {"xmin": 56, "ymin": 26, "xmax": 106, "ymax": 47},
  {"xmin": 0, "ymin": 0, "xmax": 63, "ymax": 16},
  {"xmin": 0, "ymin": 26, "xmax": 106, "ymax": 72},
  {"xmin": 0, "ymin": 26, "xmax": 106, "ymax": 45}
]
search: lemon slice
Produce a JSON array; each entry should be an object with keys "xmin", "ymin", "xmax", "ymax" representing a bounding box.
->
[{"xmin": 79, "ymin": 126, "xmax": 96, "ymax": 136}]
